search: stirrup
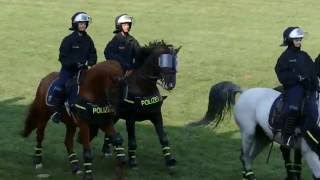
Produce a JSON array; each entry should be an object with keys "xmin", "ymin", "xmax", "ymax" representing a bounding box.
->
[
  {"xmin": 283, "ymin": 136, "xmax": 294, "ymax": 147},
  {"xmin": 50, "ymin": 112, "xmax": 61, "ymax": 123}
]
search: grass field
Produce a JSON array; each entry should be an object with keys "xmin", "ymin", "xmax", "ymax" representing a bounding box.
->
[{"xmin": 1, "ymin": 0, "xmax": 319, "ymax": 179}]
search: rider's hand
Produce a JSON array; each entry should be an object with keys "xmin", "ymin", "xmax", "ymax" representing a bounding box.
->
[
  {"xmin": 300, "ymin": 77, "xmax": 312, "ymax": 90},
  {"xmin": 297, "ymin": 74, "xmax": 306, "ymax": 82},
  {"xmin": 76, "ymin": 62, "xmax": 87, "ymax": 69},
  {"xmin": 87, "ymin": 60, "xmax": 95, "ymax": 67},
  {"xmin": 125, "ymin": 70, "xmax": 133, "ymax": 77}
]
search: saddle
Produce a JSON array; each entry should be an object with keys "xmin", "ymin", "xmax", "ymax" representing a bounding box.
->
[
  {"xmin": 268, "ymin": 94, "xmax": 305, "ymax": 133},
  {"xmin": 268, "ymin": 95, "xmax": 286, "ymax": 132},
  {"xmin": 46, "ymin": 70, "xmax": 85, "ymax": 107}
]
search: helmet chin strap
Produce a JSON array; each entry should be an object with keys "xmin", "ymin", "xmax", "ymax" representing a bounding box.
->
[{"xmin": 121, "ymin": 31, "xmax": 129, "ymax": 36}]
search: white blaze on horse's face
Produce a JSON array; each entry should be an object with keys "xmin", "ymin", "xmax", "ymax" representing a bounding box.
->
[{"xmin": 158, "ymin": 53, "xmax": 177, "ymax": 90}]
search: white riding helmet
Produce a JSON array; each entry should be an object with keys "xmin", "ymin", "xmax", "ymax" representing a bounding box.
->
[
  {"xmin": 69, "ymin": 12, "xmax": 91, "ymax": 31},
  {"xmin": 288, "ymin": 27, "xmax": 304, "ymax": 39},
  {"xmin": 281, "ymin": 27, "xmax": 304, "ymax": 46},
  {"xmin": 73, "ymin": 13, "xmax": 91, "ymax": 23},
  {"xmin": 113, "ymin": 14, "xmax": 133, "ymax": 33}
]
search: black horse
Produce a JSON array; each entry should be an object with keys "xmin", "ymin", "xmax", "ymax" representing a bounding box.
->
[{"xmin": 90, "ymin": 40, "xmax": 181, "ymax": 170}]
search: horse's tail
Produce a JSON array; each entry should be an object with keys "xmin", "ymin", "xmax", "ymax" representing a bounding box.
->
[
  {"xmin": 189, "ymin": 81, "xmax": 242, "ymax": 127},
  {"xmin": 21, "ymin": 99, "xmax": 39, "ymax": 137}
]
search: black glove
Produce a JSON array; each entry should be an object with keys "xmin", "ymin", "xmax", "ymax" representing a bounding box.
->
[
  {"xmin": 87, "ymin": 60, "xmax": 96, "ymax": 67},
  {"xmin": 301, "ymin": 77, "xmax": 311, "ymax": 90},
  {"xmin": 76, "ymin": 62, "xmax": 87, "ymax": 70},
  {"xmin": 297, "ymin": 74, "xmax": 306, "ymax": 82}
]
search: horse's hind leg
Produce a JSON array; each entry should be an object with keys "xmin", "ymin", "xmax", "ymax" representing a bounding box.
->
[
  {"xmin": 33, "ymin": 113, "xmax": 49, "ymax": 169},
  {"xmin": 301, "ymin": 138, "xmax": 320, "ymax": 179},
  {"xmin": 249, "ymin": 127, "xmax": 271, "ymax": 160},
  {"xmin": 64, "ymin": 122, "xmax": 81, "ymax": 174},
  {"xmin": 78, "ymin": 121, "xmax": 96, "ymax": 180},
  {"xmin": 240, "ymin": 131, "xmax": 257, "ymax": 180},
  {"xmin": 150, "ymin": 114, "xmax": 176, "ymax": 170}
]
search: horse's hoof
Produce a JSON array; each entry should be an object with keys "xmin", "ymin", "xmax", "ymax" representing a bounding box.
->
[
  {"xmin": 102, "ymin": 144, "xmax": 112, "ymax": 157},
  {"xmin": 116, "ymin": 155, "xmax": 127, "ymax": 165},
  {"xmin": 166, "ymin": 158, "xmax": 177, "ymax": 167},
  {"xmin": 285, "ymin": 174, "xmax": 300, "ymax": 180},
  {"xmin": 167, "ymin": 165, "xmax": 175, "ymax": 175},
  {"xmin": 71, "ymin": 164, "xmax": 81, "ymax": 174},
  {"xmin": 75, "ymin": 170, "xmax": 82, "ymax": 175},
  {"xmin": 128, "ymin": 159, "xmax": 138, "ymax": 169},
  {"xmin": 245, "ymin": 174, "xmax": 256, "ymax": 180},
  {"xmin": 243, "ymin": 171, "xmax": 256, "ymax": 180},
  {"xmin": 104, "ymin": 152, "xmax": 112, "ymax": 158},
  {"xmin": 36, "ymin": 173, "xmax": 50, "ymax": 178},
  {"xmin": 83, "ymin": 174, "xmax": 94, "ymax": 180},
  {"xmin": 35, "ymin": 163, "xmax": 43, "ymax": 169}
]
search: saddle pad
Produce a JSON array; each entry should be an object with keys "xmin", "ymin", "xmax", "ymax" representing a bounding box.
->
[{"xmin": 268, "ymin": 94, "xmax": 285, "ymax": 132}]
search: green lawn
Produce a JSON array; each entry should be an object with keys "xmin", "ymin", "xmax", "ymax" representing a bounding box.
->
[{"xmin": 0, "ymin": 0, "xmax": 319, "ymax": 179}]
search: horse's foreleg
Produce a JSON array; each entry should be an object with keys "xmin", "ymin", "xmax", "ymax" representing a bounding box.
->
[
  {"xmin": 64, "ymin": 122, "xmax": 81, "ymax": 174},
  {"xmin": 34, "ymin": 117, "xmax": 48, "ymax": 169},
  {"xmin": 301, "ymin": 138, "xmax": 320, "ymax": 179},
  {"xmin": 151, "ymin": 115, "xmax": 176, "ymax": 169},
  {"xmin": 280, "ymin": 145, "xmax": 302, "ymax": 180},
  {"xmin": 102, "ymin": 119, "xmax": 120, "ymax": 157},
  {"xmin": 280, "ymin": 145, "xmax": 293, "ymax": 180},
  {"xmin": 78, "ymin": 121, "xmax": 94, "ymax": 180},
  {"xmin": 102, "ymin": 134, "xmax": 112, "ymax": 157},
  {"xmin": 126, "ymin": 120, "xmax": 138, "ymax": 168},
  {"xmin": 293, "ymin": 149, "xmax": 302, "ymax": 180},
  {"xmin": 102, "ymin": 123, "xmax": 126, "ymax": 180}
]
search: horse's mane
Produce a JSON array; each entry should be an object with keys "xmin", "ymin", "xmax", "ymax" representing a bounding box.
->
[
  {"xmin": 136, "ymin": 40, "xmax": 174, "ymax": 66},
  {"xmin": 142, "ymin": 40, "xmax": 174, "ymax": 54}
]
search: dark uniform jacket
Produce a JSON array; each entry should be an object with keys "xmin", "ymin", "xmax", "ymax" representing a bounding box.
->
[
  {"xmin": 59, "ymin": 31, "xmax": 97, "ymax": 70},
  {"xmin": 104, "ymin": 32, "xmax": 140, "ymax": 71},
  {"xmin": 275, "ymin": 46, "xmax": 318, "ymax": 91},
  {"xmin": 314, "ymin": 54, "xmax": 320, "ymax": 78}
]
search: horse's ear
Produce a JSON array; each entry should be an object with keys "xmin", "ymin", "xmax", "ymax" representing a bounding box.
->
[{"xmin": 175, "ymin": 46, "xmax": 182, "ymax": 54}]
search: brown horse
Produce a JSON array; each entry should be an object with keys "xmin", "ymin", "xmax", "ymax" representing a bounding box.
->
[{"xmin": 21, "ymin": 60, "xmax": 126, "ymax": 180}]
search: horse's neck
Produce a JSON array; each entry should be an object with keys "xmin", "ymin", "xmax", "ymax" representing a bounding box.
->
[
  {"xmin": 79, "ymin": 70, "xmax": 107, "ymax": 101},
  {"xmin": 126, "ymin": 71, "xmax": 158, "ymax": 96}
]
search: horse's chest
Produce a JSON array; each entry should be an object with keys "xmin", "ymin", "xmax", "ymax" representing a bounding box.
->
[
  {"xmin": 121, "ymin": 94, "xmax": 163, "ymax": 114},
  {"xmin": 72, "ymin": 97, "xmax": 116, "ymax": 125}
]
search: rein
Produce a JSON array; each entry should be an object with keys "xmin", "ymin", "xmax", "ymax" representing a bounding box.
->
[{"xmin": 137, "ymin": 71, "xmax": 171, "ymax": 91}]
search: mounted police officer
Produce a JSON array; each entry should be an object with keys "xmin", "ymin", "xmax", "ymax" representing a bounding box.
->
[
  {"xmin": 104, "ymin": 14, "xmax": 140, "ymax": 75},
  {"xmin": 50, "ymin": 12, "xmax": 97, "ymax": 123},
  {"xmin": 275, "ymin": 27, "xmax": 318, "ymax": 147}
]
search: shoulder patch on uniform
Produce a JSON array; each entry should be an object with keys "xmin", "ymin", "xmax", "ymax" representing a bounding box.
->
[{"xmin": 289, "ymin": 59, "xmax": 296, "ymax": 62}]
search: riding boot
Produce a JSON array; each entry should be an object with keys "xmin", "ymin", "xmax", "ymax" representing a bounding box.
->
[
  {"xmin": 50, "ymin": 87, "xmax": 64, "ymax": 123},
  {"xmin": 282, "ymin": 116, "xmax": 297, "ymax": 147}
]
